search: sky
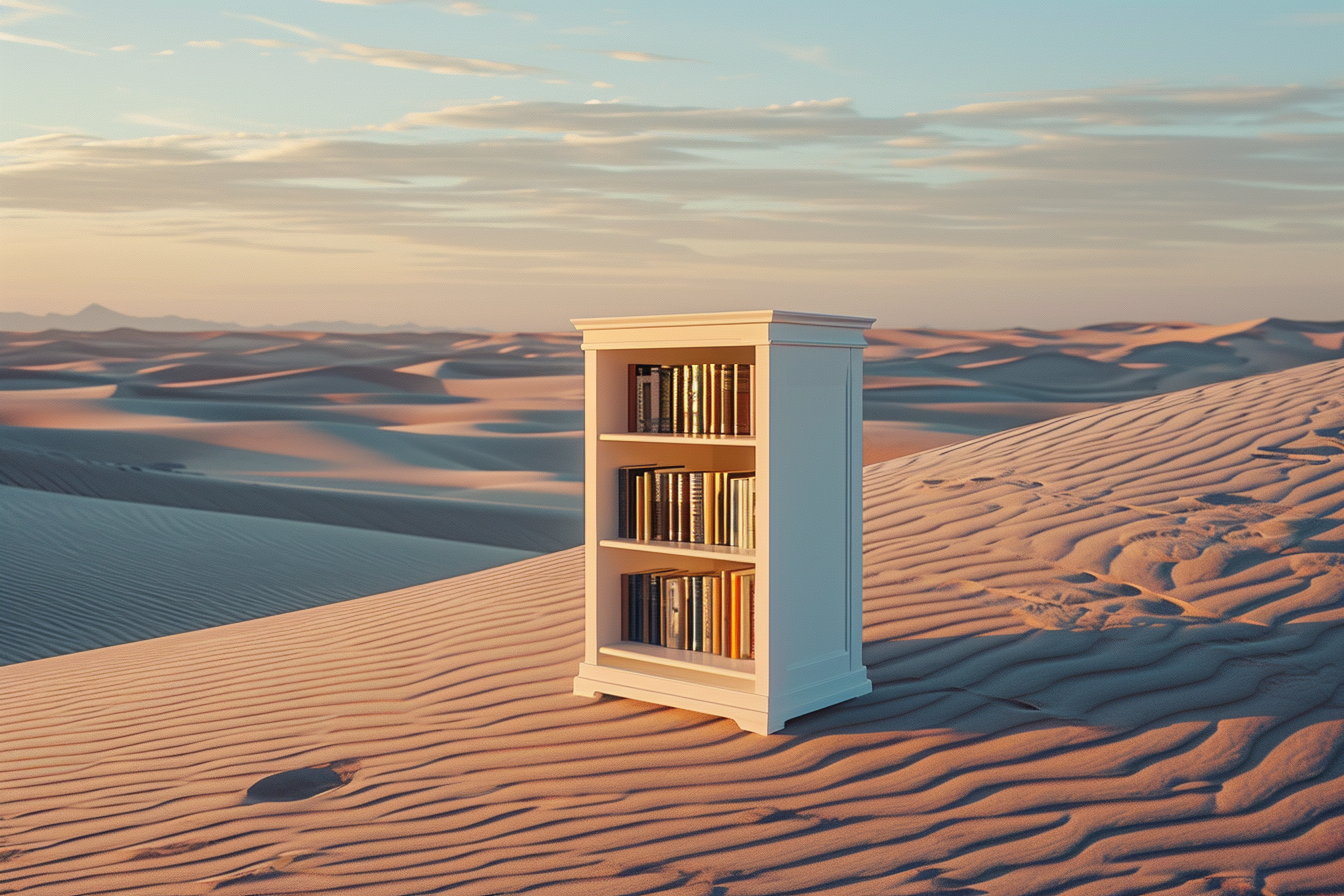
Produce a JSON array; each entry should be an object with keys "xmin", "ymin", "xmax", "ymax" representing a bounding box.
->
[{"xmin": 1, "ymin": 1, "xmax": 1342, "ymax": 331}]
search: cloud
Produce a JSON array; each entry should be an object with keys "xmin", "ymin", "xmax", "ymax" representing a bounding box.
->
[
  {"xmin": 0, "ymin": 0, "xmax": 62, "ymax": 26},
  {"xmin": 597, "ymin": 50, "xmax": 691, "ymax": 63},
  {"xmin": 235, "ymin": 14, "xmax": 325, "ymax": 43},
  {"xmin": 124, "ymin": 113, "xmax": 211, "ymax": 133},
  {"xmin": 0, "ymin": 27, "xmax": 92, "ymax": 54},
  {"xmin": 231, "ymin": 12, "xmax": 544, "ymax": 78},
  {"xmin": 396, "ymin": 97, "xmax": 911, "ymax": 140},
  {"xmin": 928, "ymin": 84, "xmax": 1344, "ymax": 128},
  {"xmin": 3, "ymin": 81, "xmax": 1341, "ymax": 290},
  {"xmin": 306, "ymin": 42, "xmax": 544, "ymax": 76},
  {"xmin": 763, "ymin": 41, "xmax": 830, "ymax": 67},
  {"xmin": 447, "ymin": 2, "xmax": 489, "ymax": 16},
  {"xmin": 186, "ymin": 40, "xmax": 224, "ymax": 49}
]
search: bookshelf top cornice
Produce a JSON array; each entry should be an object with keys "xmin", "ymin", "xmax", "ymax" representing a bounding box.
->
[{"xmin": 571, "ymin": 309, "xmax": 874, "ymax": 349}]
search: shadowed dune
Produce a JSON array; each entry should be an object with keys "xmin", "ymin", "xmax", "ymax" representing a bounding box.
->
[
  {"xmin": 0, "ymin": 487, "xmax": 534, "ymax": 664},
  {"xmin": 2, "ymin": 357, "xmax": 1343, "ymax": 894}
]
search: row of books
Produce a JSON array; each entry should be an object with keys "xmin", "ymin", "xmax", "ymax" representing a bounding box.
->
[
  {"xmin": 628, "ymin": 363, "xmax": 754, "ymax": 435},
  {"xmin": 622, "ymin": 568, "xmax": 755, "ymax": 659},
  {"xmin": 617, "ymin": 465, "xmax": 756, "ymax": 548}
]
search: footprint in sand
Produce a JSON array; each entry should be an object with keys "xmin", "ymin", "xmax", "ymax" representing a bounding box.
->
[{"xmin": 244, "ymin": 760, "xmax": 358, "ymax": 803}]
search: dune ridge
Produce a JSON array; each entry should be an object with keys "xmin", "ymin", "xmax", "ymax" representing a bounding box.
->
[{"xmin": 3, "ymin": 357, "xmax": 1344, "ymax": 893}]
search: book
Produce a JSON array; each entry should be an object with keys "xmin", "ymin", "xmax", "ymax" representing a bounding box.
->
[
  {"xmin": 664, "ymin": 575, "xmax": 686, "ymax": 649},
  {"xmin": 626, "ymin": 361, "xmax": 754, "ymax": 435}
]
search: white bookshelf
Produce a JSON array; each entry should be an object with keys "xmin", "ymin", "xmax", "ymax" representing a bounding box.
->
[{"xmin": 571, "ymin": 310, "xmax": 873, "ymax": 734}]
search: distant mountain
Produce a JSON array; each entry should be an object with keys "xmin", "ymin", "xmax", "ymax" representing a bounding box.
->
[{"xmin": 0, "ymin": 303, "xmax": 438, "ymax": 334}]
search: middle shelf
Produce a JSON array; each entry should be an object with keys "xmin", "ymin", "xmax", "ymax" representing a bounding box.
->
[{"xmin": 599, "ymin": 538, "xmax": 755, "ymax": 559}]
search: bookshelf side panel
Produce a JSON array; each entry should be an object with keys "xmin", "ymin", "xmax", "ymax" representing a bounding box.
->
[
  {"xmin": 761, "ymin": 343, "xmax": 858, "ymax": 693},
  {"xmin": 584, "ymin": 348, "xmax": 602, "ymax": 665}
]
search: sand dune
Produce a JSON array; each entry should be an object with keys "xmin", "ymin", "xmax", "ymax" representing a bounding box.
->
[
  {"xmin": 3, "ymin": 357, "xmax": 1343, "ymax": 893},
  {"xmin": 0, "ymin": 487, "xmax": 533, "ymax": 664},
  {"xmin": 2, "ymin": 318, "xmax": 1343, "ymax": 667}
]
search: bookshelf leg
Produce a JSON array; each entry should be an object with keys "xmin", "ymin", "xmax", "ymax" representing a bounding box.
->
[{"xmin": 573, "ymin": 680, "xmax": 603, "ymax": 699}]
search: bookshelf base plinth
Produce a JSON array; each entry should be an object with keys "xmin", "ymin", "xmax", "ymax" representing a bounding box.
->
[{"xmin": 573, "ymin": 661, "xmax": 872, "ymax": 735}]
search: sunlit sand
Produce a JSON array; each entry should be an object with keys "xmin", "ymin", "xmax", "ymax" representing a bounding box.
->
[{"xmin": 2, "ymin": 320, "xmax": 1344, "ymax": 893}]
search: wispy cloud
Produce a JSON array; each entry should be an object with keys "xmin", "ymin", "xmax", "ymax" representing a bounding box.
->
[
  {"xmin": 228, "ymin": 12, "xmax": 544, "ymax": 78},
  {"xmin": 763, "ymin": 41, "xmax": 831, "ymax": 67},
  {"xmin": 0, "ymin": 0, "xmax": 62, "ymax": 26},
  {"xmin": 596, "ymin": 49, "xmax": 691, "ymax": 63},
  {"xmin": 306, "ymin": 42, "xmax": 544, "ymax": 76},
  {"xmin": 397, "ymin": 97, "xmax": 904, "ymax": 140},
  {"xmin": 315, "ymin": 0, "xmax": 533, "ymax": 21},
  {"xmin": 0, "ymin": 27, "xmax": 92, "ymax": 54},
  {"xmin": 236, "ymin": 14, "xmax": 325, "ymax": 43},
  {"xmin": 3, "ymin": 82, "xmax": 1341, "ymax": 282},
  {"xmin": 446, "ymin": 2, "xmax": 489, "ymax": 16},
  {"xmin": 123, "ymin": 113, "xmax": 211, "ymax": 133}
]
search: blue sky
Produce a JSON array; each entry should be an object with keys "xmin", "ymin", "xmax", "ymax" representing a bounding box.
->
[{"xmin": 2, "ymin": 1, "xmax": 1342, "ymax": 329}]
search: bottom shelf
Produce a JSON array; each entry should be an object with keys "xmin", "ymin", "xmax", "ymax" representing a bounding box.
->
[{"xmin": 599, "ymin": 641, "xmax": 755, "ymax": 680}]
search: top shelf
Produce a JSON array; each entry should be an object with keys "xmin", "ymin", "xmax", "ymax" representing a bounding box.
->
[{"xmin": 599, "ymin": 432, "xmax": 757, "ymax": 446}]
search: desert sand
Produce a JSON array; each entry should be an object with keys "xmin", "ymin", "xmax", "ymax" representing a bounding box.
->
[
  {"xmin": 3, "ymin": 320, "xmax": 1344, "ymax": 893},
  {"xmin": 4, "ymin": 318, "xmax": 1343, "ymax": 664},
  {"xmin": 0, "ymin": 328, "xmax": 583, "ymax": 663}
]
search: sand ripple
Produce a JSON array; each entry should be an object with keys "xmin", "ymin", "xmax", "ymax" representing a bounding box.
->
[{"xmin": 2, "ymin": 360, "xmax": 1344, "ymax": 893}]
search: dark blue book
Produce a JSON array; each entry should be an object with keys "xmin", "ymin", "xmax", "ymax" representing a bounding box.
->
[{"xmin": 647, "ymin": 573, "xmax": 663, "ymax": 646}]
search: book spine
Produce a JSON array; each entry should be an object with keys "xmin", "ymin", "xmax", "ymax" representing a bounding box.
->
[
  {"xmin": 744, "ymin": 572, "xmax": 754, "ymax": 659},
  {"xmin": 666, "ymin": 576, "xmax": 684, "ymax": 649},
  {"xmin": 650, "ymin": 573, "xmax": 663, "ymax": 646},
  {"xmin": 689, "ymin": 472, "xmax": 705, "ymax": 544},
  {"xmin": 687, "ymin": 575, "xmax": 697, "ymax": 652},
  {"xmin": 652, "ymin": 471, "xmax": 665, "ymax": 541},
  {"xmin": 632, "ymin": 573, "xmax": 645, "ymax": 642},
  {"xmin": 634, "ymin": 364, "xmax": 647, "ymax": 433},
  {"xmin": 708, "ymin": 472, "xmax": 721, "ymax": 546},
  {"xmin": 719, "ymin": 363, "xmax": 732, "ymax": 435},
  {"xmin": 643, "ymin": 572, "xmax": 656, "ymax": 644},
  {"xmin": 621, "ymin": 573, "xmax": 630, "ymax": 640},
  {"xmin": 727, "ymin": 570, "xmax": 741, "ymax": 659},
  {"xmin": 747, "ymin": 477, "xmax": 755, "ymax": 550},
  {"xmin": 658, "ymin": 366, "xmax": 673, "ymax": 433},
  {"xmin": 617, "ymin": 467, "xmax": 629, "ymax": 539},
  {"xmin": 710, "ymin": 574, "xmax": 723, "ymax": 655},
  {"xmin": 705, "ymin": 363, "xmax": 717, "ymax": 437},
  {"xmin": 673, "ymin": 472, "xmax": 684, "ymax": 542},
  {"xmin": 701, "ymin": 575, "xmax": 713, "ymax": 654},
  {"xmin": 628, "ymin": 364, "xmax": 638, "ymax": 433},
  {"xmin": 745, "ymin": 364, "xmax": 755, "ymax": 435},
  {"xmin": 639, "ymin": 470, "xmax": 651, "ymax": 540},
  {"xmin": 648, "ymin": 366, "xmax": 659, "ymax": 433}
]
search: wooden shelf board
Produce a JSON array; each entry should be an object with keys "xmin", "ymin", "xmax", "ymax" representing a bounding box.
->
[
  {"xmin": 599, "ymin": 432, "xmax": 756, "ymax": 446},
  {"xmin": 599, "ymin": 538, "xmax": 756, "ymax": 560},
  {"xmin": 599, "ymin": 642, "xmax": 756, "ymax": 681}
]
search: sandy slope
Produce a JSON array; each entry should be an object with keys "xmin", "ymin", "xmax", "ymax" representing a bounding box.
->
[
  {"xmin": 3, "ymin": 358, "xmax": 1343, "ymax": 894},
  {"xmin": 0, "ymin": 487, "xmax": 533, "ymax": 664}
]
